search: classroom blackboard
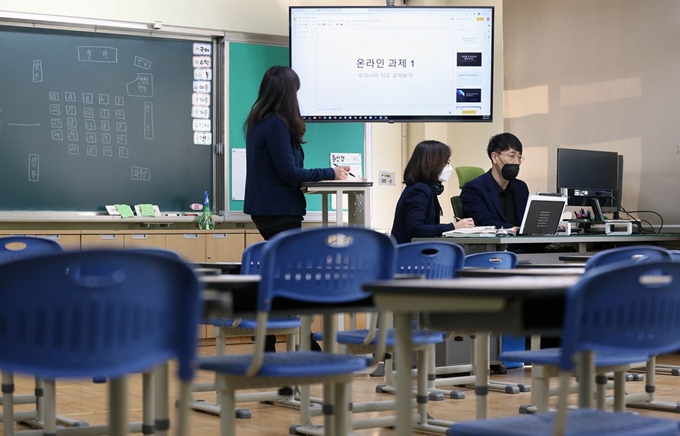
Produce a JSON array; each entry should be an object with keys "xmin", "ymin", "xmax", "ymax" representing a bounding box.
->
[
  {"xmin": 228, "ymin": 42, "xmax": 365, "ymax": 214},
  {"xmin": 0, "ymin": 25, "xmax": 214, "ymax": 212}
]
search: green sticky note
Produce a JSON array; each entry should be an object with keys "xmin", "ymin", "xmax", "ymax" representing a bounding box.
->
[
  {"xmin": 139, "ymin": 204, "xmax": 156, "ymax": 217},
  {"xmin": 114, "ymin": 204, "xmax": 134, "ymax": 218}
]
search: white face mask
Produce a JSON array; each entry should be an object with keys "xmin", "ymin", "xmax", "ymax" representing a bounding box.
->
[{"xmin": 438, "ymin": 164, "xmax": 454, "ymax": 182}]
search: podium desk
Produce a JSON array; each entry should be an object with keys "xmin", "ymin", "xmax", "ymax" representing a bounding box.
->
[{"xmin": 301, "ymin": 181, "xmax": 372, "ymax": 227}]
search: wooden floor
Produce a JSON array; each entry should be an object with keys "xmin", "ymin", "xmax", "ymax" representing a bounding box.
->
[{"xmin": 4, "ymin": 343, "xmax": 680, "ymax": 435}]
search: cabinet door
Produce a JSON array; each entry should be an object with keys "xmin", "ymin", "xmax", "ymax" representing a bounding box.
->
[
  {"xmin": 81, "ymin": 234, "xmax": 124, "ymax": 249},
  {"xmin": 205, "ymin": 232, "xmax": 244, "ymax": 262},
  {"xmin": 245, "ymin": 231, "xmax": 265, "ymax": 247},
  {"xmin": 37, "ymin": 234, "xmax": 81, "ymax": 251},
  {"xmin": 165, "ymin": 234, "xmax": 206, "ymax": 262},
  {"xmin": 124, "ymin": 234, "xmax": 166, "ymax": 250}
]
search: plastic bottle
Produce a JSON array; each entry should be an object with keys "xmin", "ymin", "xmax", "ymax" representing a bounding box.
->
[{"xmin": 198, "ymin": 190, "xmax": 215, "ymax": 230}]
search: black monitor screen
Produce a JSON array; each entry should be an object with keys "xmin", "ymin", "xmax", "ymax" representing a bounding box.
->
[
  {"xmin": 556, "ymin": 148, "xmax": 619, "ymax": 192},
  {"xmin": 289, "ymin": 6, "xmax": 494, "ymax": 122}
]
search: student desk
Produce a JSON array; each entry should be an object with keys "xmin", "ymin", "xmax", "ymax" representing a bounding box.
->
[
  {"xmin": 363, "ymin": 276, "xmax": 580, "ymax": 436},
  {"xmin": 457, "ymin": 267, "xmax": 585, "ymax": 278},
  {"xmin": 301, "ymin": 181, "xmax": 372, "ymax": 227}
]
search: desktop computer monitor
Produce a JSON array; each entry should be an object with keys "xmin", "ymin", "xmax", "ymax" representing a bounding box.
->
[{"xmin": 556, "ymin": 148, "xmax": 621, "ymax": 219}]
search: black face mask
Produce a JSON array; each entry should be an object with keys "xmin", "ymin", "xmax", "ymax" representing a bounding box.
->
[{"xmin": 501, "ymin": 164, "xmax": 520, "ymax": 181}]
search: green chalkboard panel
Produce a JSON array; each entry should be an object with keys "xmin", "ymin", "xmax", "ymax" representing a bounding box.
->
[
  {"xmin": 228, "ymin": 42, "xmax": 364, "ymax": 213},
  {"xmin": 0, "ymin": 25, "xmax": 213, "ymax": 212}
]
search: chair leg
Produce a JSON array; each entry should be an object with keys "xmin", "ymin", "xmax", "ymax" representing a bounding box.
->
[
  {"xmin": 3, "ymin": 371, "xmax": 15, "ymax": 436},
  {"xmin": 218, "ymin": 376, "xmax": 236, "ymax": 436},
  {"xmin": 176, "ymin": 380, "xmax": 192, "ymax": 436},
  {"xmin": 154, "ymin": 363, "xmax": 170, "ymax": 436},
  {"xmin": 142, "ymin": 371, "xmax": 154, "ymax": 435},
  {"xmin": 614, "ymin": 371, "xmax": 626, "ymax": 412},
  {"xmin": 323, "ymin": 382, "xmax": 335, "ymax": 436},
  {"xmin": 42, "ymin": 379, "xmax": 57, "ymax": 436},
  {"xmin": 596, "ymin": 373, "xmax": 607, "ymax": 410},
  {"xmin": 109, "ymin": 377, "xmax": 128, "ymax": 436}
]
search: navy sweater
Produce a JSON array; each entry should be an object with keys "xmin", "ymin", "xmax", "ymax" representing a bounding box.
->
[{"xmin": 390, "ymin": 182, "xmax": 454, "ymax": 244}]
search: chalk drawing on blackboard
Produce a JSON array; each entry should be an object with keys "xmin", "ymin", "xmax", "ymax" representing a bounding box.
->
[
  {"xmin": 115, "ymin": 110, "xmax": 125, "ymax": 119},
  {"xmin": 131, "ymin": 166, "xmax": 151, "ymax": 181},
  {"xmin": 116, "ymin": 122, "xmax": 127, "ymax": 132},
  {"xmin": 67, "ymin": 129, "xmax": 78, "ymax": 141},
  {"xmin": 192, "ymin": 93, "xmax": 210, "ymax": 106},
  {"xmin": 144, "ymin": 102, "xmax": 154, "ymax": 140},
  {"xmin": 118, "ymin": 147, "xmax": 128, "ymax": 159},
  {"xmin": 32, "ymin": 61, "xmax": 43, "ymax": 82},
  {"xmin": 86, "ymin": 132, "xmax": 96, "ymax": 144},
  {"xmin": 51, "ymin": 118, "xmax": 62, "ymax": 128},
  {"xmin": 85, "ymin": 119, "xmax": 96, "ymax": 131},
  {"xmin": 49, "ymin": 104, "xmax": 60, "ymax": 115},
  {"xmin": 8, "ymin": 121, "xmax": 40, "ymax": 127},
  {"xmin": 193, "ymin": 119, "xmax": 211, "ymax": 132},
  {"xmin": 193, "ymin": 42, "xmax": 211, "ymax": 56},
  {"xmin": 101, "ymin": 120, "xmax": 110, "ymax": 131},
  {"xmin": 28, "ymin": 154, "xmax": 39, "ymax": 182},
  {"xmin": 84, "ymin": 107, "xmax": 94, "ymax": 118},
  {"xmin": 67, "ymin": 117, "xmax": 77, "ymax": 128},
  {"xmin": 191, "ymin": 106, "xmax": 210, "ymax": 119},
  {"xmin": 193, "ymin": 68, "xmax": 212, "ymax": 81},
  {"xmin": 51, "ymin": 130, "xmax": 63, "ymax": 141},
  {"xmin": 100, "ymin": 109, "xmax": 110, "ymax": 119},
  {"xmin": 65, "ymin": 105, "xmax": 76, "ymax": 116},
  {"xmin": 68, "ymin": 144, "xmax": 79, "ymax": 155},
  {"xmin": 77, "ymin": 46, "xmax": 118, "ymax": 63},
  {"xmin": 193, "ymin": 81, "xmax": 211, "ymax": 93},
  {"xmin": 126, "ymin": 73, "xmax": 153, "ymax": 97},
  {"xmin": 48, "ymin": 92, "xmax": 59, "ymax": 101},
  {"xmin": 115, "ymin": 96, "xmax": 124, "ymax": 106},
  {"xmin": 103, "ymin": 146, "xmax": 113, "ymax": 157},
  {"xmin": 133, "ymin": 56, "xmax": 152, "ymax": 70},
  {"xmin": 117, "ymin": 134, "xmax": 127, "ymax": 145},
  {"xmin": 65, "ymin": 92, "xmax": 76, "ymax": 102},
  {"xmin": 83, "ymin": 93, "xmax": 94, "ymax": 104},
  {"xmin": 194, "ymin": 132, "xmax": 212, "ymax": 145},
  {"xmin": 102, "ymin": 133, "xmax": 111, "ymax": 144},
  {"xmin": 87, "ymin": 145, "xmax": 97, "ymax": 157},
  {"xmin": 99, "ymin": 94, "xmax": 110, "ymax": 105}
]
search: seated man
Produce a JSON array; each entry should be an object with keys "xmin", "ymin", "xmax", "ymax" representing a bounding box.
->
[{"xmin": 461, "ymin": 132, "xmax": 528, "ymax": 233}]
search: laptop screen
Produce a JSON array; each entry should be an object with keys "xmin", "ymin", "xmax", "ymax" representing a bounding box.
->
[{"xmin": 518, "ymin": 195, "xmax": 568, "ymax": 235}]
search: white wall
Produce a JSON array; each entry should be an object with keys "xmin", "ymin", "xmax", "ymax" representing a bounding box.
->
[{"xmin": 1, "ymin": 0, "xmax": 504, "ymax": 231}]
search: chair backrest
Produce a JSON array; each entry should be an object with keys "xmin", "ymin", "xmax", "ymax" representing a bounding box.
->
[
  {"xmin": 464, "ymin": 251, "xmax": 518, "ymax": 269},
  {"xmin": 455, "ymin": 166, "xmax": 485, "ymax": 189},
  {"xmin": 0, "ymin": 250, "xmax": 203, "ymax": 381},
  {"xmin": 670, "ymin": 250, "xmax": 680, "ymax": 262},
  {"xmin": 396, "ymin": 241, "xmax": 464, "ymax": 279},
  {"xmin": 0, "ymin": 236, "xmax": 63, "ymax": 264},
  {"xmin": 130, "ymin": 248, "xmax": 183, "ymax": 261},
  {"xmin": 241, "ymin": 241, "xmax": 267, "ymax": 275},
  {"xmin": 450, "ymin": 196, "xmax": 465, "ymax": 219},
  {"xmin": 584, "ymin": 245, "xmax": 672, "ymax": 272},
  {"xmin": 559, "ymin": 261, "xmax": 680, "ymax": 372},
  {"xmin": 256, "ymin": 227, "xmax": 396, "ymax": 312}
]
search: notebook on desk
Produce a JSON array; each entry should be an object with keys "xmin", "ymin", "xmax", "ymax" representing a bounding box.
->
[{"xmin": 518, "ymin": 194, "xmax": 568, "ymax": 236}]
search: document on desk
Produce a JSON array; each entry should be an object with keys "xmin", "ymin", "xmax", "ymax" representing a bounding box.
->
[{"xmin": 442, "ymin": 226, "xmax": 497, "ymax": 237}]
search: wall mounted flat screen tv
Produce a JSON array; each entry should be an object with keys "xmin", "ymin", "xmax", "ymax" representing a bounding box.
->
[{"xmin": 289, "ymin": 6, "xmax": 494, "ymax": 122}]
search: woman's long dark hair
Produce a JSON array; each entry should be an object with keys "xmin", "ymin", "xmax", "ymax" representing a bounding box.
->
[
  {"xmin": 403, "ymin": 140, "xmax": 451, "ymax": 185},
  {"xmin": 244, "ymin": 66, "xmax": 306, "ymax": 146}
]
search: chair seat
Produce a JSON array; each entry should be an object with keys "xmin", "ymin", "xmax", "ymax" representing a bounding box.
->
[
  {"xmin": 205, "ymin": 316, "xmax": 301, "ymax": 329},
  {"xmin": 314, "ymin": 329, "xmax": 445, "ymax": 346},
  {"xmin": 197, "ymin": 352, "xmax": 367, "ymax": 377},
  {"xmin": 500, "ymin": 348, "xmax": 648, "ymax": 367},
  {"xmin": 447, "ymin": 409, "xmax": 680, "ymax": 436}
]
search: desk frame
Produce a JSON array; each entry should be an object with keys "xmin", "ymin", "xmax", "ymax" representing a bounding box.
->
[{"xmin": 301, "ymin": 181, "xmax": 372, "ymax": 227}]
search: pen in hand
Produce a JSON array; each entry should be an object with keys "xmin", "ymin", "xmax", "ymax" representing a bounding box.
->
[{"xmin": 333, "ymin": 164, "xmax": 356, "ymax": 178}]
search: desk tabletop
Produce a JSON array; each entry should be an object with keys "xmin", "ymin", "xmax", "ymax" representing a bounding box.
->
[
  {"xmin": 422, "ymin": 233, "xmax": 680, "ymax": 245},
  {"xmin": 457, "ymin": 267, "xmax": 584, "ymax": 277},
  {"xmin": 301, "ymin": 181, "xmax": 373, "ymax": 189},
  {"xmin": 193, "ymin": 261, "xmax": 241, "ymax": 274}
]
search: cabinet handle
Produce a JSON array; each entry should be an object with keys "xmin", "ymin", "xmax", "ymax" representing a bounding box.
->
[
  {"xmin": 101, "ymin": 234, "xmax": 117, "ymax": 240},
  {"xmin": 184, "ymin": 234, "xmax": 199, "ymax": 239},
  {"xmin": 212, "ymin": 234, "xmax": 228, "ymax": 239},
  {"xmin": 44, "ymin": 235, "xmax": 61, "ymax": 240},
  {"xmin": 131, "ymin": 234, "xmax": 148, "ymax": 240}
]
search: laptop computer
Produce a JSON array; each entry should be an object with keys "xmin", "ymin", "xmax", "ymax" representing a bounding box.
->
[{"xmin": 518, "ymin": 194, "xmax": 568, "ymax": 236}]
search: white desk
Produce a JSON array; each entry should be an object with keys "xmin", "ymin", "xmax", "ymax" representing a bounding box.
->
[
  {"xmin": 301, "ymin": 181, "xmax": 372, "ymax": 227},
  {"xmin": 364, "ymin": 276, "xmax": 579, "ymax": 436}
]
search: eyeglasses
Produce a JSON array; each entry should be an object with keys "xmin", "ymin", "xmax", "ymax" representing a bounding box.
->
[{"xmin": 498, "ymin": 152, "xmax": 525, "ymax": 163}]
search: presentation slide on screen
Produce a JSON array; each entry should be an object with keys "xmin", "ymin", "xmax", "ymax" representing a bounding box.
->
[{"xmin": 291, "ymin": 8, "xmax": 493, "ymax": 119}]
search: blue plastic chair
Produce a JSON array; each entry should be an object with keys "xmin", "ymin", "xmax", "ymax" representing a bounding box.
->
[
  {"xmin": 585, "ymin": 245, "xmax": 672, "ymax": 271},
  {"xmin": 448, "ymin": 261, "xmax": 680, "ymax": 436},
  {"xmin": 669, "ymin": 250, "xmax": 680, "ymax": 262},
  {"xmin": 192, "ymin": 241, "xmax": 302, "ymax": 418},
  {"xmin": 0, "ymin": 249, "xmax": 203, "ymax": 436},
  {"xmin": 0, "ymin": 236, "xmax": 65, "ymax": 431},
  {"xmin": 196, "ymin": 227, "xmax": 396, "ymax": 436},
  {"xmin": 464, "ymin": 251, "xmax": 518, "ymax": 269}
]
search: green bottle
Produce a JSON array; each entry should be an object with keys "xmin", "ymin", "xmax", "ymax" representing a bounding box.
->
[{"xmin": 198, "ymin": 190, "xmax": 215, "ymax": 230}]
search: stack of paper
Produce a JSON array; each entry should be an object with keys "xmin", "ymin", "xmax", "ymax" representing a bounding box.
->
[{"xmin": 442, "ymin": 226, "xmax": 497, "ymax": 237}]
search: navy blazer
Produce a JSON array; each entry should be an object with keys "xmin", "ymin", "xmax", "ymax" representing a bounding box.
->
[
  {"xmin": 390, "ymin": 182, "xmax": 455, "ymax": 244},
  {"xmin": 460, "ymin": 171, "xmax": 529, "ymax": 228},
  {"xmin": 244, "ymin": 115, "xmax": 335, "ymax": 217}
]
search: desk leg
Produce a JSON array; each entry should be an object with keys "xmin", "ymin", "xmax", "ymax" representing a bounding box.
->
[
  {"xmin": 347, "ymin": 191, "xmax": 367, "ymax": 227},
  {"xmin": 335, "ymin": 189, "xmax": 344, "ymax": 227},
  {"xmin": 475, "ymin": 333, "xmax": 490, "ymax": 420},
  {"xmin": 322, "ymin": 194, "xmax": 329, "ymax": 226},
  {"xmin": 395, "ymin": 312, "xmax": 414, "ymax": 436}
]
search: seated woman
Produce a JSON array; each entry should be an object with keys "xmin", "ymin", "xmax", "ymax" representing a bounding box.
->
[{"xmin": 391, "ymin": 140, "xmax": 474, "ymax": 244}]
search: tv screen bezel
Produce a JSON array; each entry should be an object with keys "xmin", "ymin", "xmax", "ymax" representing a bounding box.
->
[{"xmin": 288, "ymin": 5, "xmax": 495, "ymax": 123}]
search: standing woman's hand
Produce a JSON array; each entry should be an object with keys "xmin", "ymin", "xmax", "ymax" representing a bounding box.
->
[{"xmin": 333, "ymin": 165, "xmax": 351, "ymax": 180}]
